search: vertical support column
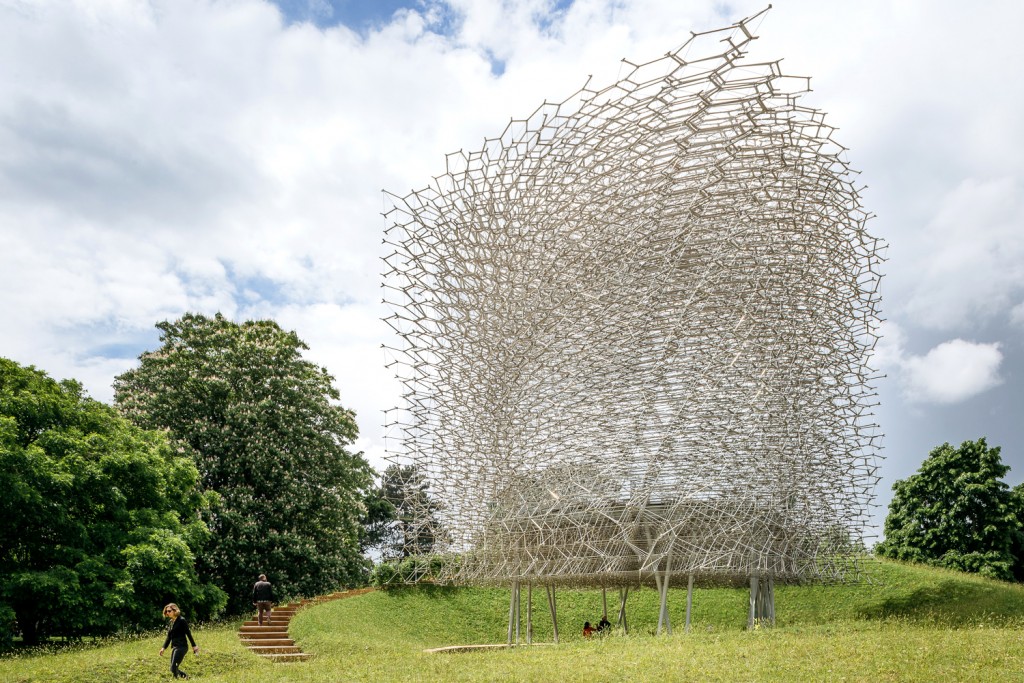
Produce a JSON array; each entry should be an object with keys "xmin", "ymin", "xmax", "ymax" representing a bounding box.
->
[
  {"xmin": 514, "ymin": 580, "xmax": 521, "ymax": 644},
  {"xmin": 508, "ymin": 581, "xmax": 517, "ymax": 645},
  {"xmin": 527, "ymin": 582, "xmax": 533, "ymax": 645},
  {"xmin": 685, "ymin": 574, "xmax": 694, "ymax": 633},
  {"xmin": 656, "ymin": 567, "xmax": 673, "ymax": 635},
  {"xmin": 617, "ymin": 587, "xmax": 629, "ymax": 634},
  {"xmin": 602, "ymin": 586, "xmax": 608, "ymax": 620},
  {"xmin": 749, "ymin": 575, "xmax": 774, "ymax": 628},
  {"xmin": 662, "ymin": 555, "xmax": 674, "ymax": 635},
  {"xmin": 546, "ymin": 584, "xmax": 559, "ymax": 644},
  {"xmin": 654, "ymin": 572, "xmax": 664, "ymax": 634},
  {"xmin": 747, "ymin": 574, "xmax": 759, "ymax": 630},
  {"xmin": 664, "ymin": 575, "xmax": 673, "ymax": 635},
  {"xmin": 755, "ymin": 577, "xmax": 763, "ymax": 625}
]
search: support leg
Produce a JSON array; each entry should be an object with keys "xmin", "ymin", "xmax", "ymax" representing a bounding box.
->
[
  {"xmin": 514, "ymin": 580, "xmax": 521, "ymax": 644},
  {"xmin": 753, "ymin": 577, "xmax": 761, "ymax": 626},
  {"xmin": 663, "ymin": 575, "xmax": 671, "ymax": 635},
  {"xmin": 508, "ymin": 582, "xmax": 517, "ymax": 645},
  {"xmin": 664, "ymin": 558, "xmax": 673, "ymax": 635},
  {"xmin": 546, "ymin": 584, "xmax": 559, "ymax": 644},
  {"xmin": 527, "ymin": 583, "xmax": 533, "ymax": 645},
  {"xmin": 655, "ymin": 571, "xmax": 664, "ymax": 634},
  {"xmin": 656, "ymin": 569, "xmax": 672, "ymax": 635},
  {"xmin": 748, "ymin": 574, "xmax": 759, "ymax": 630},
  {"xmin": 617, "ymin": 587, "xmax": 629, "ymax": 634},
  {"xmin": 685, "ymin": 574, "xmax": 693, "ymax": 633}
]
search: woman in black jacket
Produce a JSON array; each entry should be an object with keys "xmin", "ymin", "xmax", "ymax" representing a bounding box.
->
[{"xmin": 159, "ymin": 603, "xmax": 199, "ymax": 679}]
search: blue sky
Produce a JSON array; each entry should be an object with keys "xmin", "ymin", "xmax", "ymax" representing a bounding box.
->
[
  {"xmin": 272, "ymin": 0, "xmax": 422, "ymax": 29},
  {"xmin": 1, "ymin": 0, "xmax": 1023, "ymax": 538},
  {"xmin": 269, "ymin": 0, "xmax": 577, "ymax": 31}
]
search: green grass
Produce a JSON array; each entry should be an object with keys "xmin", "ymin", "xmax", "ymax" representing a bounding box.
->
[{"xmin": 6, "ymin": 558, "xmax": 1024, "ymax": 682}]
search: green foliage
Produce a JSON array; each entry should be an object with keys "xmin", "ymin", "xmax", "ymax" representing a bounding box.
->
[
  {"xmin": 113, "ymin": 313, "xmax": 374, "ymax": 612},
  {"xmin": 4, "ymin": 559, "xmax": 1024, "ymax": 682},
  {"xmin": 369, "ymin": 555, "xmax": 454, "ymax": 587},
  {"xmin": 358, "ymin": 476, "xmax": 396, "ymax": 554},
  {"xmin": 363, "ymin": 464, "xmax": 444, "ymax": 560},
  {"xmin": 876, "ymin": 438, "xmax": 1021, "ymax": 580},
  {"xmin": 0, "ymin": 358, "xmax": 225, "ymax": 645},
  {"xmin": 5, "ymin": 622, "xmax": 1023, "ymax": 683},
  {"xmin": 0, "ymin": 603, "xmax": 14, "ymax": 649}
]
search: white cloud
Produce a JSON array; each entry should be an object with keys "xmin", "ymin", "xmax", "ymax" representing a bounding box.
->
[
  {"xmin": 2, "ymin": 0, "xmax": 1024, "ymax": 486},
  {"xmin": 901, "ymin": 177, "xmax": 1024, "ymax": 329},
  {"xmin": 871, "ymin": 321, "xmax": 907, "ymax": 373},
  {"xmin": 1012, "ymin": 301, "xmax": 1024, "ymax": 328},
  {"xmin": 874, "ymin": 324, "xmax": 1005, "ymax": 405},
  {"xmin": 902, "ymin": 339, "xmax": 1003, "ymax": 405}
]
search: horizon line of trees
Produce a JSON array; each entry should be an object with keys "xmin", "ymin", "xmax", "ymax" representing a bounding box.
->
[
  {"xmin": 3, "ymin": 313, "xmax": 1021, "ymax": 645},
  {"xmin": 0, "ymin": 313, "xmax": 436, "ymax": 646}
]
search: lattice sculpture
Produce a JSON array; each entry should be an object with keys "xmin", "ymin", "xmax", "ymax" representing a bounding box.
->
[{"xmin": 382, "ymin": 8, "xmax": 883, "ymax": 618}]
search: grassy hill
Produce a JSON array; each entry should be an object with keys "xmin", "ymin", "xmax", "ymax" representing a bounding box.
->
[{"xmin": 5, "ymin": 558, "xmax": 1024, "ymax": 682}]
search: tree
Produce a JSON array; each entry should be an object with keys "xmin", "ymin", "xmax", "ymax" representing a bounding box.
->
[
  {"xmin": 876, "ymin": 438, "xmax": 1020, "ymax": 581},
  {"xmin": 114, "ymin": 313, "xmax": 373, "ymax": 611},
  {"xmin": 1011, "ymin": 483, "xmax": 1024, "ymax": 582},
  {"xmin": 368, "ymin": 464, "xmax": 444, "ymax": 560},
  {"xmin": 359, "ymin": 479, "xmax": 396, "ymax": 555},
  {"xmin": 0, "ymin": 358, "xmax": 225, "ymax": 645}
]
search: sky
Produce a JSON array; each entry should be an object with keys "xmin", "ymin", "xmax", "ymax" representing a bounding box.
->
[{"xmin": 1, "ymin": 0, "xmax": 1022, "ymax": 538}]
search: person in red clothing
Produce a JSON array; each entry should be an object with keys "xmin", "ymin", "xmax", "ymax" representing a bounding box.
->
[
  {"xmin": 583, "ymin": 621, "xmax": 596, "ymax": 638},
  {"xmin": 252, "ymin": 573, "xmax": 275, "ymax": 626},
  {"xmin": 158, "ymin": 603, "xmax": 198, "ymax": 679}
]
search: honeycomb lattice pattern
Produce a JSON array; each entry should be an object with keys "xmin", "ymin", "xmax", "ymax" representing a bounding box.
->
[{"xmin": 382, "ymin": 9, "xmax": 883, "ymax": 589}]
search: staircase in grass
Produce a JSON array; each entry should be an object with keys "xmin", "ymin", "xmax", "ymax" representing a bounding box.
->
[{"xmin": 238, "ymin": 588, "xmax": 374, "ymax": 662}]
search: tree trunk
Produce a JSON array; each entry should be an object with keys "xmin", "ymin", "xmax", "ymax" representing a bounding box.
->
[{"xmin": 18, "ymin": 613, "xmax": 40, "ymax": 646}]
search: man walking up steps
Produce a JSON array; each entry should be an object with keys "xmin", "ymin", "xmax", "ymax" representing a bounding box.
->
[{"xmin": 252, "ymin": 573, "xmax": 275, "ymax": 626}]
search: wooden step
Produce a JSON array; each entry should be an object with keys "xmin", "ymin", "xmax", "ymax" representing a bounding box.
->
[
  {"xmin": 263, "ymin": 652, "xmax": 312, "ymax": 662},
  {"xmin": 238, "ymin": 587, "xmax": 375, "ymax": 662},
  {"xmin": 243, "ymin": 619, "xmax": 291, "ymax": 627},
  {"xmin": 253, "ymin": 610, "xmax": 299, "ymax": 618},
  {"xmin": 246, "ymin": 645, "xmax": 304, "ymax": 655},
  {"xmin": 239, "ymin": 626, "xmax": 288, "ymax": 632},
  {"xmin": 239, "ymin": 628, "xmax": 290, "ymax": 637},
  {"xmin": 240, "ymin": 638, "xmax": 294, "ymax": 647}
]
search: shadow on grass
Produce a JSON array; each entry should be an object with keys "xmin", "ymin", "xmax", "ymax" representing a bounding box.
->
[
  {"xmin": 376, "ymin": 584, "xmax": 462, "ymax": 599},
  {"xmin": 0, "ymin": 632, "xmax": 153, "ymax": 658},
  {"xmin": 857, "ymin": 579, "xmax": 1016, "ymax": 624}
]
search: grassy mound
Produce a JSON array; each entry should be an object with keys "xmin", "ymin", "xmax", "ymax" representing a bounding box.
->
[{"xmin": 4, "ymin": 558, "xmax": 1024, "ymax": 682}]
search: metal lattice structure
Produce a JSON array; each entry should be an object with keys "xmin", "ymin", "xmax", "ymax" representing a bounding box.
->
[{"xmin": 382, "ymin": 10, "xmax": 883, "ymax": 604}]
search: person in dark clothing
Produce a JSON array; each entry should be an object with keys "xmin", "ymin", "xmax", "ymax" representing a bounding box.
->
[
  {"xmin": 597, "ymin": 615, "xmax": 611, "ymax": 633},
  {"xmin": 252, "ymin": 573, "xmax": 275, "ymax": 626},
  {"xmin": 159, "ymin": 603, "xmax": 198, "ymax": 679}
]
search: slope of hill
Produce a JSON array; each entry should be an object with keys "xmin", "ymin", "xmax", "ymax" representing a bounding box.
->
[{"xmin": 4, "ymin": 558, "xmax": 1024, "ymax": 682}]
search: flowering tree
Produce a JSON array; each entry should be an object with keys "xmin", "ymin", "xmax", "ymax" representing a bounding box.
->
[{"xmin": 114, "ymin": 313, "xmax": 373, "ymax": 612}]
